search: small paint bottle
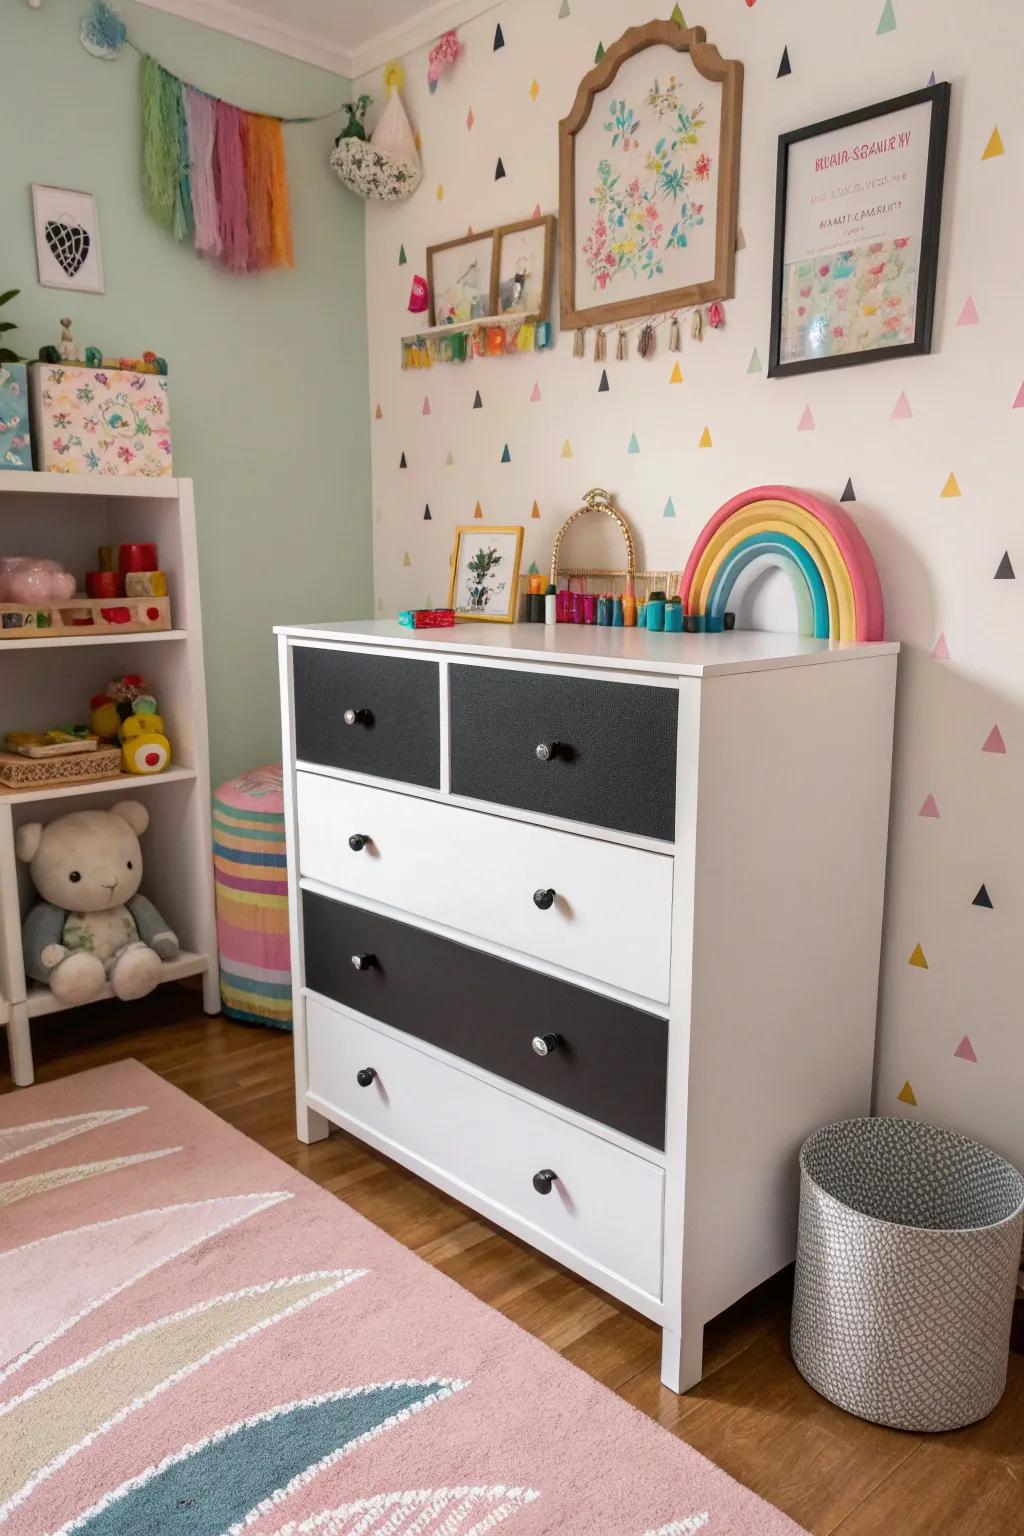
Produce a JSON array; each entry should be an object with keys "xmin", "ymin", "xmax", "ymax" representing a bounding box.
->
[
  {"xmin": 724, "ymin": 611, "xmax": 736, "ymax": 631},
  {"xmin": 596, "ymin": 594, "xmax": 611, "ymax": 626},
  {"xmin": 556, "ymin": 587, "xmax": 570, "ymax": 623},
  {"xmin": 583, "ymin": 592, "xmax": 598, "ymax": 625},
  {"xmin": 612, "ymin": 596, "xmax": 624, "ymax": 627},
  {"xmin": 636, "ymin": 600, "xmax": 646, "ymax": 628},
  {"xmin": 646, "ymin": 591, "xmax": 666, "ymax": 631},
  {"xmin": 545, "ymin": 583, "xmax": 558, "ymax": 626},
  {"xmin": 685, "ymin": 613, "xmax": 700, "ymax": 634},
  {"xmin": 706, "ymin": 613, "xmax": 724, "ymax": 633},
  {"xmin": 622, "ymin": 592, "xmax": 637, "ymax": 628},
  {"xmin": 665, "ymin": 597, "xmax": 683, "ymax": 632},
  {"xmin": 571, "ymin": 588, "xmax": 584, "ymax": 624}
]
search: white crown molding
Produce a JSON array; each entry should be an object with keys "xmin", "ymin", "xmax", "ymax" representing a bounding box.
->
[
  {"xmin": 133, "ymin": 0, "xmax": 355, "ymax": 77},
  {"xmin": 133, "ymin": 0, "xmax": 505, "ymax": 82},
  {"xmin": 348, "ymin": 0, "xmax": 503, "ymax": 80}
]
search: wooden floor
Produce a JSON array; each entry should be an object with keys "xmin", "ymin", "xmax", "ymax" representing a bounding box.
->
[{"xmin": 3, "ymin": 989, "xmax": 1022, "ymax": 1535}]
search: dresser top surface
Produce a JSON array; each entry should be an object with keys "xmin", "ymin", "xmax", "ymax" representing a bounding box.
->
[{"xmin": 276, "ymin": 620, "xmax": 898, "ymax": 678}]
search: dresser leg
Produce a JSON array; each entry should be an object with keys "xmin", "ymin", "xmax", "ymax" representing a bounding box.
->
[
  {"xmin": 296, "ymin": 1101, "xmax": 330, "ymax": 1144},
  {"xmin": 660, "ymin": 1321, "xmax": 704, "ymax": 1394}
]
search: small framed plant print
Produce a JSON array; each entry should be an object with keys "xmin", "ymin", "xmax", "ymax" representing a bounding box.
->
[
  {"xmin": 427, "ymin": 230, "xmax": 497, "ymax": 326},
  {"xmin": 494, "ymin": 215, "xmax": 555, "ymax": 323},
  {"xmin": 447, "ymin": 525, "xmax": 524, "ymax": 623},
  {"xmin": 768, "ymin": 83, "xmax": 950, "ymax": 377}
]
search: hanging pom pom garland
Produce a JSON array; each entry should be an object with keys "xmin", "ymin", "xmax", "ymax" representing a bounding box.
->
[
  {"xmin": 80, "ymin": 0, "xmax": 127, "ymax": 60},
  {"xmin": 428, "ymin": 30, "xmax": 461, "ymax": 93}
]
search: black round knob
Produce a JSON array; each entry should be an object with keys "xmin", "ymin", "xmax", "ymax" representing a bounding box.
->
[
  {"xmin": 343, "ymin": 707, "xmax": 372, "ymax": 727},
  {"xmin": 532, "ymin": 1168, "xmax": 558, "ymax": 1195},
  {"xmin": 532, "ymin": 1033, "xmax": 560, "ymax": 1057},
  {"xmin": 533, "ymin": 887, "xmax": 556, "ymax": 911},
  {"xmin": 350, "ymin": 953, "xmax": 375, "ymax": 971},
  {"xmin": 348, "ymin": 833, "xmax": 370, "ymax": 852},
  {"xmin": 535, "ymin": 741, "xmax": 560, "ymax": 763},
  {"xmin": 356, "ymin": 1067, "xmax": 376, "ymax": 1087}
]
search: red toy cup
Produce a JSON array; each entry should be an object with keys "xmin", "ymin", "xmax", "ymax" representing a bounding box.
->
[
  {"xmin": 118, "ymin": 542, "xmax": 158, "ymax": 573},
  {"xmin": 86, "ymin": 570, "xmax": 124, "ymax": 598}
]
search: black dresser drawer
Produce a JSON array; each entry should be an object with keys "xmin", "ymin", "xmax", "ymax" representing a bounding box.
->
[
  {"xmin": 303, "ymin": 890, "xmax": 667, "ymax": 1149},
  {"xmin": 293, "ymin": 646, "xmax": 440, "ymax": 789},
  {"xmin": 449, "ymin": 664, "xmax": 677, "ymax": 841}
]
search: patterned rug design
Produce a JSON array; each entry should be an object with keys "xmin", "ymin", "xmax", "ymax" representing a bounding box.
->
[{"xmin": 0, "ymin": 1061, "xmax": 805, "ymax": 1535}]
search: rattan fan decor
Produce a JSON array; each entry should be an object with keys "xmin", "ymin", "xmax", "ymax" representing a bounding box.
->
[{"xmin": 548, "ymin": 488, "xmax": 682, "ymax": 599}]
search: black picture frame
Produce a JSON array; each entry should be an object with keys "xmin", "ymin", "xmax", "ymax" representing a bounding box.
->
[{"xmin": 768, "ymin": 82, "xmax": 950, "ymax": 378}]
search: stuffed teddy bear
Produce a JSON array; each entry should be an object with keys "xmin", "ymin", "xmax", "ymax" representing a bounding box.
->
[{"xmin": 16, "ymin": 801, "xmax": 179, "ymax": 1006}]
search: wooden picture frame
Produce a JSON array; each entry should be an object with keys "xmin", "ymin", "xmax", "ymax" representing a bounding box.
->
[
  {"xmin": 559, "ymin": 21, "xmax": 742, "ymax": 331},
  {"xmin": 494, "ymin": 214, "xmax": 555, "ymax": 323},
  {"xmin": 768, "ymin": 83, "xmax": 950, "ymax": 377},
  {"xmin": 447, "ymin": 525, "xmax": 524, "ymax": 624},
  {"xmin": 426, "ymin": 229, "xmax": 498, "ymax": 327}
]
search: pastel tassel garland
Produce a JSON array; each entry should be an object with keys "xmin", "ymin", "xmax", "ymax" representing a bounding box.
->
[
  {"xmin": 140, "ymin": 56, "xmax": 181, "ymax": 231},
  {"xmin": 668, "ymin": 315, "xmax": 681, "ymax": 351},
  {"xmin": 616, "ymin": 327, "xmax": 627, "ymax": 361},
  {"xmin": 184, "ymin": 88, "xmax": 221, "ymax": 258},
  {"xmin": 573, "ymin": 328, "xmax": 585, "ymax": 359},
  {"xmin": 266, "ymin": 117, "xmax": 295, "ymax": 269},
  {"xmin": 594, "ymin": 328, "xmax": 606, "ymax": 362},
  {"xmin": 243, "ymin": 113, "xmax": 276, "ymax": 271},
  {"xmin": 214, "ymin": 99, "xmax": 250, "ymax": 273}
]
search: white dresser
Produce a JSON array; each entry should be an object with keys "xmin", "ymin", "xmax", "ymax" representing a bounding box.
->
[{"xmin": 276, "ymin": 620, "xmax": 898, "ymax": 1392}]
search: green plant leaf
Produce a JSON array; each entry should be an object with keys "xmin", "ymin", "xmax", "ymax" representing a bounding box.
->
[
  {"xmin": 0, "ymin": 348, "xmax": 19, "ymax": 363},
  {"xmin": 0, "ymin": 322, "xmax": 16, "ymax": 333},
  {"xmin": 0, "ymin": 289, "xmax": 19, "ymax": 307}
]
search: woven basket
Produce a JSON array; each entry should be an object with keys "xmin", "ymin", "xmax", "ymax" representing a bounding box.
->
[{"xmin": 792, "ymin": 1117, "xmax": 1024, "ymax": 1431}]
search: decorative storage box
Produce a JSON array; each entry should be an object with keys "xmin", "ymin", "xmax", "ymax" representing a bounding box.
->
[
  {"xmin": 0, "ymin": 594, "xmax": 171, "ymax": 639},
  {"xmin": 29, "ymin": 363, "xmax": 172, "ymax": 476},
  {"xmin": 0, "ymin": 745, "xmax": 122, "ymax": 791},
  {"xmin": 0, "ymin": 362, "xmax": 32, "ymax": 472}
]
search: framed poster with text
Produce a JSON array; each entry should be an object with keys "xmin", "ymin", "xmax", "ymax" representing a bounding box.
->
[{"xmin": 769, "ymin": 83, "xmax": 950, "ymax": 377}]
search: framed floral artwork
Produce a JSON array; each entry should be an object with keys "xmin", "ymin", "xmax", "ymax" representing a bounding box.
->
[
  {"xmin": 447, "ymin": 525, "xmax": 524, "ymax": 623},
  {"xmin": 427, "ymin": 230, "xmax": 498, "ymax": 326},
  {"xmin": 495, "ymin": 215, "xmax": 555, "ymax": 323},
  {"xmin": 768, "ymin": 83, "xmax": 950, "ymax": 376},
  {"xmin": 558, "ymin": 21, "xmax": 742, "ymax": 330}
]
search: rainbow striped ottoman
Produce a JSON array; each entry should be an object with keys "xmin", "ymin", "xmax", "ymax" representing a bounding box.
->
[{"xmin": 213, "ymin": 764, "xmax": 292, "ymax": 1030}]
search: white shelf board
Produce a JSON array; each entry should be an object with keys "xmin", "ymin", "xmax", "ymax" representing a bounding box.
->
[
  {"xmin": 0, "ymin": 473, "xmax": 181, "ymax": 498},
  {"xmin": 2, "ymin": 629, "xmax": 186, "ymax": 651},
  {"xmin": 402, "ymin": 311, "xmax": 539, "ymax": 341},
  {"xmin": 26, "ymin": 949, "xmax": 208, "ymax": 1017},
  {"xmin": 0, "ymin": 763, "xmax": 197, "ymax": 807}
]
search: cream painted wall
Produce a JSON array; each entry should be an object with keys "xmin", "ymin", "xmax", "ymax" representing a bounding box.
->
[
  {"xmin": 5, "ymin": 0, "xmax": 372, "ymax": 784},
  {"xmin": 361, "ymin": 1, "xmax": 1023, "ymax": 1165}
]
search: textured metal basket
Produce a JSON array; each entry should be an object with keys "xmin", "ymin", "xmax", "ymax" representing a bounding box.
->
[{"xmin": 792, "ymin": 1117, "xmax": 1024, "ymax": 1432}]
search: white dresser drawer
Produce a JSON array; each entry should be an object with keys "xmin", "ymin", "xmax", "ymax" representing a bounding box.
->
[
  {"xmin": 305, "ymin": 995, "xmax": 665, "ymax": 1302},
  {"xmin": 296, "ymin": 771, "xmax": 673, "ymax": 1003}
]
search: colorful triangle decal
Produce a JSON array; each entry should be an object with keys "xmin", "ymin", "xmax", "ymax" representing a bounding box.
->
[
  {"xmin": 956, "ymin": 296, "xmax": 979, "ymax": 326},
  {"xmin": 529, "ymin": 79, "xmax": 540, "ymax": 101},
  {"xmin": 495, "ymin": 157, "xmax": 506, "ymax": 180},
  {"xmin": 402, "ymin": 551, "xmax": 411, "ymax": 567},
  {"xmin": 466, "ymin": 107, "xmax": 475, "ymax": 131},
  {"xmin": 530, "ymin": 499, "xmax": 541, "ymax": 519},
  {"xmin": 797, "ymin": 404, "xmax": 815, "ymax": 431},
  {"xmin": 599, "ymin": 369, "xmax": 610, "ymax": 392},
  {"xmin": 972, "ymin": 883, "xmax": 993, "ymax": 908},
  {"xmin": 931, "ymin": 632, "xmax": 950, "ymax": 660},
  {"xmin": 422, "ymin": 397, "xmax": 431, "ymax": 415},
  {"xmin": 891, "ymin": 389, "xmax": 913, "ymax": 419},
  {"xmin": 777, "ymin": 46, "xmax": 792, "ymax": 77},
  {"xmin": 735, "ymin": 226, "xmax": 747, "ymax": 251},
  {"xmin": 423, "ymin": 504, "xmax": 432, "ymax": 520},
  {"xmin": 919, "ymin": 793, "xmax": 940, "ymax": 818},
  {"xmin": 627, "ymin": 431, "xmax": 640, "ymax": 453},
  {"xmin": 561, "ymin": 439, "xmax": 573, "ymax": 458},
  {"xmin": 746, "ymin": 347, "xmax": 761, "ymax": 373},
  {"xmin": 907, "ymin": 943, "xmax": 928, "ymax": 969},
  {"xmin": 982, "ymin": 126, "xmax": 1004, "ymax": 160},
  {"xmin": 473, "ymin": 390, "xmax": 483, "ymax": 409},
  {"xmin": 840, "ymin": 477, "xmax": 856, "ymax": 502},
  {"xmin": 399, "ymin": 452, "xmax": 407, "ymax": 468},
  {"xmin": 594, "ymin": 41, "xmax": 605, "ymax": 62},
  {"xmin": 927, "ymin": 70, "xmax": 936, "ymax": 86},
  {"xmin": 374, "ymin": 404, "xmax": 382, "ymax": 420},
  {"xmin": 445, "ymin": 448, "xmax": 454, "ymax": 466},
  {"xmin": 473, "ymin": 501, "xmax": 483, "ymax": 519},
  {"xmin": 669, "ymin": 360, "xmax": 683, "ymax": 383},
  {"xmin": 1012, "ymin": 380, "xmax": 1024, "ymax": 409},
  {"xmin": 663, "ymin": 496, "xmax": 677, "ymax": 518},
  {"xmin": 531, "ymin": 202, "xmax": 542, "ymax": 219},
  {"xmin": 671, "ymin": 4, "xmax": 686, "ymax": 26},
  {"xmin": 558, "ymin": 0, "xmax": 571, "ymax": 16},
  {"xmin": 436, "ymin": 183, "xmax": 444, "ymax": 201},
  {"xmin": 501, "ymin": 443, "xmax": 511, "ymax": 463},
  {"xmin": 876, "ymin": 0, "xmax": 896, "ymax": 34},
  {"xmin": 982, "ymin": 724, "xmax": 1006, "ymax": 753},
  {"xmin": 897, "ymin": 1080, "xmax": 917, "ymax": 1106},
  {"xmin": 940, "ymin": 472, "xmax": 960, "ymax": 498},
  {"xmin": 954, "ymin": 1035, "xmax": 978, "ymax": 1062},
  {"xmin": 398, "ymin": 244, "xmax": 407, "ymax": 266},
  {"xmin": 493, "ymin": 22, "xmax": 505, "ymax": 49},
  {"xmin": 698, "ymin": 425, "xmax": 712, "ymax": 447},
  {"xmin": 530, "ymin": 381, "xmax": 541, "ymax": 402},
  {"xmin": 994, "ymin": 551, "xmax": 1015, "ymax": 579}
]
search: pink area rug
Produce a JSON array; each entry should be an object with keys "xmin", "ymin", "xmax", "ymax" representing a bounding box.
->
[{"xmin": 0, "ymin": 1061, "xmax": 805, "ymax": 1535}]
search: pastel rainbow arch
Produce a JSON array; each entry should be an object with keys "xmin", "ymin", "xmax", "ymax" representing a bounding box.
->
[{"xmin": 680, "ymin": 485, "xmax": 884, "ymax": 642}]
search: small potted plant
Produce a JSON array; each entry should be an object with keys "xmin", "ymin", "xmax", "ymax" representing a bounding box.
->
[{"xmin": 0, "ymin": 289, "xmax": 32, "ymax": 472}]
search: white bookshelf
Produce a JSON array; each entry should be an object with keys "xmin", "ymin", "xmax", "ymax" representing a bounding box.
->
[{"xmin": 0, "ymin": 473, "xmax": 220, "ymax": 1085}]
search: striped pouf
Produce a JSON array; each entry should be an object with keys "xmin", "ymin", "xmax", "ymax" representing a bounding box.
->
[{"xmin": 213, "ymin": 764, "xmax": 292, "ymax": 1030}]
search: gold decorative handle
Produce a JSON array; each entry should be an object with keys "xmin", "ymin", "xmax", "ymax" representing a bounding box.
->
[{"xmin": 549, "ymin": 489, "xmax": 637, "ymax": 590}]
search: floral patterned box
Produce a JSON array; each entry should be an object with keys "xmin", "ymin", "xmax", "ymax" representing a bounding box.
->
[
  {"xmin": 29, "ymin": 363, "xmax": 172, "ymax": 476},
  {"xmin": 0, "ymin": 362, "xmax": 32, "ymax": 472}
]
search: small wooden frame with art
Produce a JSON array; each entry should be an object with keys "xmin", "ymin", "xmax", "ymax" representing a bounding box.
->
[
  {"xmin": 447, "ymin": 525, "xmax": 524, "ymax": 624},
  {"xmin": 495, "ymin": 215, "xmax": 555, "ymax": 323},
  {"xmin": 426, "ymin": 230, "xmax": 498, "ymax": 327},
  {"xmin": 559, "ymin": 21, "xmax": 742, "ymax": 331}
]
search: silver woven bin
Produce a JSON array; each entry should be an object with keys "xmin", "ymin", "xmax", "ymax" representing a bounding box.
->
[{"xmin": 791, "ymin": 1117, "xmax": 1024, "ymax": 1432}]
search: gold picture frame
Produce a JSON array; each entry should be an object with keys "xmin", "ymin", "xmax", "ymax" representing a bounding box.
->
[{"xmin": 447, "ymin": 524, "xmax": 525, "ymax": 624}]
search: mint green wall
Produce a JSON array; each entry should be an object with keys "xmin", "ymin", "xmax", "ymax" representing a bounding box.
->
[{"xmin": 4, "ymin": 0, "xmax": 372, "ymax": 783}]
